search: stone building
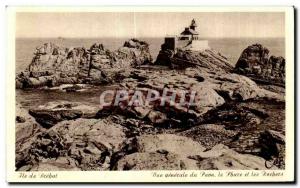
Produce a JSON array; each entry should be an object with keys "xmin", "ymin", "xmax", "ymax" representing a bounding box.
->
[
  {"xmin": 179, "ymin": 19, "xmax": 199, "ymax": 40},
  {"xmin": 163, "ymin": 19, "xmax": 209, "ymax": 52}
]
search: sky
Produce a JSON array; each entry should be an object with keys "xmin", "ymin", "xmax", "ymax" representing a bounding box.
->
[{"xmin": 16, "ymin": 12, "xmax": 285, "ymax": 38}]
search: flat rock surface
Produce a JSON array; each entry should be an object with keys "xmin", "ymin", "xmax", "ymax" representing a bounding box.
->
[
  {"xmin": 115, "ymin": 152, "xmax": 198, "ymax": 170},
  {"xmin": 134, "ymin": 134, "xmax": 206, "ymax": 156},
  {"xmin": 28, "ymin": 101, "xmax": 100, "ymax": 128},
  {"xmin": 191, "ymin": 144, "xmax": 277, "ymax": 170}
]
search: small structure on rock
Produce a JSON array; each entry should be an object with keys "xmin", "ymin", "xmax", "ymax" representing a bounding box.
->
[
  {"xmin": 163, "ymin": 19, "xmax": 209, "ymax": 52},
  {"xmin": 155, "ymin": 19, "xmax": 232, "ymax": 70}
]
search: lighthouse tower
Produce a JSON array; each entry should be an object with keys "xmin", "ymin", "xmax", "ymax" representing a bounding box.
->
[
  {"xmin": 179, "ymin": 19, "xmax": 199, "ymax": 41},
  {"xmin": 190, "ymin": 19, "xmax": 197, "ymax": 30},
  {"xmin": 164, "ymin": 19, "xmax": 209, "ymax": 51}
]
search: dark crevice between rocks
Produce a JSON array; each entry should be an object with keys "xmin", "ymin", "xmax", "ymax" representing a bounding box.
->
[
  {"xmin": 190, "ymin": 98, "xmax": 285, "ymax": 169},
  {"xmin": 194, "ymin": 75, "xmax": 205, "ymax": 82},
  {"xmin": 215, "ymin": 90, "xmax": 234, "ymax": 102},
  {"xmin": 109, "ymin": 137, "xmax": 139, "ymax": 170},
  {"xmin": 29, "ymin": 110, "xmax": 83, "ymax": 129}
]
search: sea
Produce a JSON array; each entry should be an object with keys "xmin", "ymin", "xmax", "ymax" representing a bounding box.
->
[{"xmin": 16, "ymin": 37, "xmax": 285, "ymax": 109}]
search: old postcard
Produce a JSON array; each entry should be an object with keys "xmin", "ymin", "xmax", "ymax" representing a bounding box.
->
[{"xmin": 6, "ymin": 6, "xmax": 294, "ymax": 183}]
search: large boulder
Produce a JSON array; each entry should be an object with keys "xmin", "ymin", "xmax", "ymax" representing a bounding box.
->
[
  {"xmin": 114, "ymin": 134, "xmax": 276, "ymax": 170},
  {"xmin": 235, "ymin": 44, "xmax": 285, "ymax": 85},
  {"xmin": 154, "ymin": 44, "xmax": 284, "ymax": 102},
  {"xmin": 118, "ymin": 39, "xmax": 152, "ymax": 67},
  {"xmin": 16, "ymin": 103, "xmax": 43, "ymax": 143},
  {"xmin": 184, "ymin": 68, "xmax": 284, "ymax": 102},
  {"xmin": 16, "ymin": 118, "xmax": 127, "ymax": 171},
  {"xmin": 190, "ymin": 144, "xmax": 277, "ymax": 170},
  {"xmin": 115, "ymin": 152, "xmax": 198, "ymax": 170},
  {"xmin": 98, "ymin": 64, "xmax": 283, "ymax": 129},
  {"xmin": 155, "ymin": 46, "xmax": 233, "ymax": 72},
  {"xmin": 30, "ymin": 158, "xmax": 81, "ymax": 171},
  {"xmin": 179, "ymin": 124, "xmax": 237, "ymax": 149},
  {"xmin": 134, "ymin": 134, "xmax": 206, "ymax": 156},
  {"xmin": 28, "ymin": 101, "xmax": 100, "ymax": 128},
  {"xmin": 98, "ymin": 69, "xmax": 226, "ymax": 127},
  {"xmin": 15, "ymin": 103, "xmax": 44, "ymax": 170},
  {"xmin": 258, "ymin": 130, "xmax": 285, "ymax": 168},
  {"xmin": 114, "ymin": 134, "xmax": 205, "ymax": 170},
  {"xmin": 215, "ymin": 73, "xmax": 271, "ymax": 101}
]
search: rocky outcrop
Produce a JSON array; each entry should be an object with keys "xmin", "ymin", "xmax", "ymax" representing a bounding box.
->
[
  {"xmin": 155, "ymin": 47, "xmax": 233, "ymax": 72},
  {"xmin": 189, "ymin": 99, "xmax": 285, "ymax": 169},
  {"xmin": 113, "ymin": 134, "xmax": 204, "ymax": 170},
  {"xmin": 95, "ymin": 65, "xmax": 283, "ymax": 130},
  {"xmin": 97, "ymin": 69, "xmax": 226, "ymax": 128},
  {"xmin": 190, "ymin": 144, "xmax": 277, "ymax": 170},
  {"xmin": 153, "ymin": 45, "xmax": 283, "ymax": 102},
  {"xmin": 114, "ymin": 134, "xmax": 276, "ymax": 170},
  {"xmin": 30, "ymin": 159, "xmax": 81, "ymax": 171},
  {"xmin": 115, "ymin": 152, "xmax": 198, "ymax": 170},
  {"xmin": 28, "ymin": 101, "xmax": 99, "ymax": 128},
  {"xmin": 185, "ymin": 68, "xmax": 283, "ymax": 101},
  {"xmin": 258, "ymin": 130, "xmax": 285, "ymax": 168},
  {"xmin": 120, "ymin": 38, "xmax": 153, "ymax": 66},
  {"xmin": 15, "ymin": 39, "xmax": 285, "ymax": 171},
  {"xmin": 16, "ymin": 103, "xmax": 43, "ymax": 143},
  {"xmin": 179, "ymin": 124, "xmax": 237, "ymax": 149},
  {"xmin": 234, "ymin": 44, "xmax": 285, "ymax": 85},
  {"xmin": 134, "ymin": 134, "xmax": 206, "ymax": 156},
  {"xmin": 16, "ymin": 39, "xmax": 152, "ymax": 89},
  {"xmin": 16, "ymin": 118, "xmax": 127, "ymax": 171},
  {"xmin": 15, "ymin": 103, "xmax": 44, "ymax": 170}
]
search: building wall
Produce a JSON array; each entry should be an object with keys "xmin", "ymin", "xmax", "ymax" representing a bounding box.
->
[
  {"xmin": 163, "ymin": 36, "xmax": 209, "ymax": 52},
  {"xmin": 164, "ymin": 37, "xmax": 177, "ymax": 51},
  {"xmin": 177, "ymin": 40, "xmax": 191, "ymax": 49},
  {"xmin": 190, "ymin": 40, "xmax": 209, "ymax": 51}
]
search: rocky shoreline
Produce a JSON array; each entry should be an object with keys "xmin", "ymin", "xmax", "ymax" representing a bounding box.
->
[{"xmin": 15, "ymin": 39, "xmax": 285, "ymax": 171}]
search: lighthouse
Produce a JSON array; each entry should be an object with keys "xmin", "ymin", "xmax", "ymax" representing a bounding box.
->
[
  {"xmin": 190, "ymin": 19, "xmax": 197, "ymax": 30},
  {"xmin": 164, "ymin": 19, "xmax": 209, "ymax": 52},
  {"xmin": 179, "ymin": 19, "xmax": 199, "ymax": 40}
]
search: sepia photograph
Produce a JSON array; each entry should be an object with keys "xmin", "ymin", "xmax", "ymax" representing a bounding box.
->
[{"xmin": 6, "ymin": 6, "xmax": 295, "ymax": 183}]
